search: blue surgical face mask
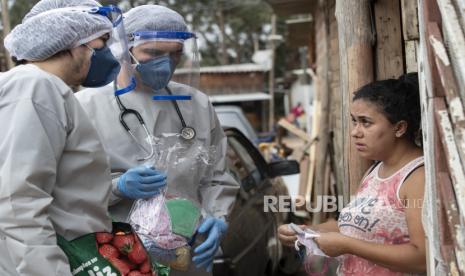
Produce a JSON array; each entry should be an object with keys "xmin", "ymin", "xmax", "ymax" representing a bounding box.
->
[
  {"xmin": 82, "ymin": 46, "xmax": 121, "ymax": 88},
  {"xmin": 134, "ymin": 55, "xmax": 174, "ymax": 91}
]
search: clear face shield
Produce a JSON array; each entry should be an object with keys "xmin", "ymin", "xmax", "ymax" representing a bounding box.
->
[
  {"xmin": 129, "ymin": 31, "xmax": 200, "ymax": 97},
  {"xmin": 88, "ymin": 5, "xmax": 136, "ymax": 95}
]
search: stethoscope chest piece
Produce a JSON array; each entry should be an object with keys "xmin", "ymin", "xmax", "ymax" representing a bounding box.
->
[{"xmin": 181, "ymin": 126, "xmax": 196, "ymax": 140}]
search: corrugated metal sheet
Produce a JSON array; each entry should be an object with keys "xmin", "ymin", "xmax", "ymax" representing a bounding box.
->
[
  {"xmin": 176, "ymin": 63, "xmax": 270, "ymax": 75},
  {"xmin": 209, "ymin": 92, "xmax": 271, "ymax": 103}
]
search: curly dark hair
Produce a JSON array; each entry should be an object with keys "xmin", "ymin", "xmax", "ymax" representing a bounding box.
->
[{"xmin": 353, "ymin": 72, "xmax": 421, "ymax": 145}]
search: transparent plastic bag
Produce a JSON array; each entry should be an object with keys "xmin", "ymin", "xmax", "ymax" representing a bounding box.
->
[
  {"xmin": 128, "ymin": 133, "xmax": 218, "ymax": 268},
  {"xmin": 289, "ymin": 223, "xmax": 341, "ymax": 276}
]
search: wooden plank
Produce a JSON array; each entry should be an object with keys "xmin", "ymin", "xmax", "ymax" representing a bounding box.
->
[
  {"xmin": 435, "ymin": 100, "xmax": 465, "ymax": 273},
  {"xmin": 306, "ymin": 97, "xmax": 321, "ymax": 204},
  {"xmin": 401, "ymin": 0, "xmax": 419, "ymax": 40},
  {"xmin": 434, "ymin": 101, "xmax": 465, "ymax": 222},
  {"xmin": 417, "ymin": 1, "xmax": 442, "ymax": 274},
  {"xmin": 422, "ymin": 96, "xmax": 442, "ymax": 275},
  {"xmin": 436, "ymin": 171, "xmax": 465, "ymax": 275},
  {"xmin": 429, "ymin": 22, "xmax": 465, "ymax": 167},
  {"xmin": 420, "ymin": 0, "xmax": 442, "ymax": 100},
  {"xmin": 298, "ymin": 154, "xmax": 310, "ymax": 196},
  {"xmin": 374, "ymin": 0, "xmax": 405, "ymax": 79},
  {"xmin": 424, "ymin": 19, "xmax": 445, "ymax": 97},
  {"xmin": 405, "ymin": 40, "xmax": 418, "ymax": 73},
  {"xmin": 437, "ymin": 0, "xmax": 465, "ymax": 104},
  {"xmin": 451, "ymin": 0, "xmax": 465, "ymax": 35},
  {"xmin": 433, "ymin": 119, "xmax": 464, "ymax": 274},
  {"xmin": 277, "ymin": 118, "xmax": 311, "ymax": 142},
  {"xmin": 424, "ymin": 0, "xmax": 443, "ymax": 26}
]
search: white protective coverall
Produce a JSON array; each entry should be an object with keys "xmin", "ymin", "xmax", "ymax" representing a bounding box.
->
[
  {"xmin": 0, "ymin": 64, "xmax": 112, "ymax": 276},
  {"xmin": 76, "ymin": 81, "xmax": 240, "ymax": 276}
]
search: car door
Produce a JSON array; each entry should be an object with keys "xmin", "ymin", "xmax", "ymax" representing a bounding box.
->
[{"xmin": 214, "ymin": 128, "xmax": 281, "ymax": 276}]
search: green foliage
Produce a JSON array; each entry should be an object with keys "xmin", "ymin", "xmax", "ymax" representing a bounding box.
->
[
  {"xmin": 99, "ymin": 0, "xmax": 273, "ymax": 66},
  {"xmin": 9, "ymin": 0, "xmax": 39, "ymax": 28},
  {"xmin": 8, "ymin": 0, "xmax": 275, "ymax": 68}
]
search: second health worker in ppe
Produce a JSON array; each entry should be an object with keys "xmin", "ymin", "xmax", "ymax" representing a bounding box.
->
[
  {"xmin": 0, "ymin": 0, "xmax": 130, "ymax": 274},
  {"xmin": 76, "ymin": 5, "xmax": 239, "ymax": 276}
]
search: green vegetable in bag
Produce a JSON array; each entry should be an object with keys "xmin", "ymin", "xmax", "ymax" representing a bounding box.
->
[{"xmin": 166, "ymin": 198, "xmax": 200, "ymax": 238}]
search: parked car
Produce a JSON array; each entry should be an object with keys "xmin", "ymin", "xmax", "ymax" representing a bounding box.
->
[
  {"xmin": 213, "ymin": 127, "xmax": 302, "ymax": 276},
  {"xmin": 214, "ymin": 105, "xmax": 275, "ymax": 144}
]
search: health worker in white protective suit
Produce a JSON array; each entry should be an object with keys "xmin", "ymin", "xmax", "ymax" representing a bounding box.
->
[
  {"xmin": 0, "ymin": 0, "xmax": 155, "ymax": 275},
  {"xmin": 76, "ymin": 4, "xmax": 240, "ymax": 275}
]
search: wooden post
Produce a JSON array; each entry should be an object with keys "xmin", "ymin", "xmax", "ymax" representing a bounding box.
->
[
  {"xmin": 401, "ymin": 0, "xmax": 420, "ymax": 41},
  {"xmin": 1, "ymin": 0, "xmax": 14, "ymax": 69},
  {"xmin": 335, "ymin": 0, "xmax": 374, "ymax": 202},
  {"xmin": 401, "ymin": 0, "xmax": 419, "ymax": 74},
  {"xmin": 268, "ymin": 14, "xmax": 277, "ymax": 132},
  {"xmin": 312, "ymin": 0, "xmax": 331, "ymax": 224},
  {"xmin": 374, "ymin": 0, "xmax": 404, "ymax": 79},
  {"xmin": 417, "ymin": 1, "xmax": 443, "ymax": 273}
]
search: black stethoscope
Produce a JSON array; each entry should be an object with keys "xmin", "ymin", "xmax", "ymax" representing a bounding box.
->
[{"xmin": 114, "ymin": 83, "xmax": 196, "ymax": 161}]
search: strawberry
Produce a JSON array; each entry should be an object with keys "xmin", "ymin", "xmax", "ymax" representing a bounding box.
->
[
  {"xmin": 96, "ymin": 232, "xmax": 113, "ymax": 244},
  {"xmin": 128, "ymin": 271, "xmax": 144, "ymax": 276},
  {"xmin": 98, "ymin": 244, "xmax": 119, "ymax": 259},
  {"xmin": 112, "ymin": 234, "xmax": 135, "ymax": 255},
  {"xmin": 128, "ymin": 236, "xmax": 147, "ymax": 264},
  {"xmin": 139, "ymin": 259, "xmax": 151, "ymax": 273},
  {"xmin": 129, "ymin": 271, "xmax": 153, "ymax": 276},
  {"xmin": 119, "ymin": 256, "xmax": 137, "ymax": 270},
  {"xmin": 108, "ymin": 257, "xmax": 131, "ymax": 275}
]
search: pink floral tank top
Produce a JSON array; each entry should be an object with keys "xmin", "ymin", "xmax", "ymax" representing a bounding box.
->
[{"xmin": 337, "ymin": 156, "xmax": 424, "ymax": 276}]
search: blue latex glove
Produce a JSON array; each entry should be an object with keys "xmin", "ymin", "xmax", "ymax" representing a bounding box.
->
[
  {"xmin": 117, "ymin": 165, "xmax": 167, "ymax": 199},
  {"xmin": 192, "ymin": 217, "xmax": 228, "ymax": 272}
]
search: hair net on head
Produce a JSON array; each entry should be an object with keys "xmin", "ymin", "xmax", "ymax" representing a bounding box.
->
[
  {"xmin": 4, "ymin": 8, "xmax": 113, "ymax": 61},
  {"xmin": 23, "ymin": 0, "xmax": 101, "ymax": 22},
  {"xmin": 124, "ymin": 5, "xmax": 188, "ymax": 35}
]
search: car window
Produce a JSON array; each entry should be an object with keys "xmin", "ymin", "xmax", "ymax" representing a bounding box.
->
[{"xmin": 227, "ymin": 136, "xmax": 261, "ymax": 190}]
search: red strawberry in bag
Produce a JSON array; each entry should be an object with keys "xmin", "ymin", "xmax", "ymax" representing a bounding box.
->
[
  {"xmin": 139, "ymin": 259, "xmax": 151, "ymax": 273},
  {"xmin": 96, "ymin": 232, "xmax": 113, "ymax": 244},
  {"xmin": 108, "ymin": 257, "xmax": 131, "ymax": 275},
  {"xmin": 112, "ymin": 232, "xmax": 135, "ymax": 254},
  {"xmin": 98, "ymin": 244, "xmax": 119, "ymax": 259},
  {"xmin": 128, "ymin": 234, "xmax": 147, "ymax": 264}
]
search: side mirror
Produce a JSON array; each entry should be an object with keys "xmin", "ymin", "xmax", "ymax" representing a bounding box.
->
[{"xmin": 268, "ymin": 160, "xmax": 300, "ymax": 178}]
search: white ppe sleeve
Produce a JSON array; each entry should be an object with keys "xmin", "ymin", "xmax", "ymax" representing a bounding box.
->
[{"xmin": 0, "ymin": 99, "xmax": 72, "ymax": 276}]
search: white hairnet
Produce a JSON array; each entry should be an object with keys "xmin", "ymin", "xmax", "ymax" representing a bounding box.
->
[
  {"xmin": 23, "ymin": 0, "xmax": 101, "ymax": 22},
  {"xmin": 4, "ymin": 8, "xmax": 113, "ymax": 61},
  {"xmin": 124, "ymin": 5, "xmax": 188, "ymax": 35}
]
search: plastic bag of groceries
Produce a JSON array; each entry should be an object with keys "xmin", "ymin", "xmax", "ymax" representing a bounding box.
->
[{"xmin": 128, "ymin": 133, "xmax": 217, "ymax": 271}]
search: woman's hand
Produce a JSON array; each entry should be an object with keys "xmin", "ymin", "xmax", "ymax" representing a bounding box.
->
[
  {"xmin": 278, "ymin": 224, "xmax": 306, "ymax": 247},
  {"xmin": 314, "ymin": 232, "xmax": 350, "ymax": 257}
]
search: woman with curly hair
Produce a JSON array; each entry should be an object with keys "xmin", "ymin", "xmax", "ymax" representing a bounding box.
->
[{"xmin": 279, "ymin": 73, "xmax": 426, "ymax": 275}]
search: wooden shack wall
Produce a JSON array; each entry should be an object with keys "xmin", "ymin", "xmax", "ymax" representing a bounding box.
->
[{"xmin": 198, "ymin": 72, "xmax": 266, "ymax": 95}]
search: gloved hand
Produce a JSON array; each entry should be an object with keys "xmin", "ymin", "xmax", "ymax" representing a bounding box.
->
[
  {"xmin": 117, "ymin": 165, "xmax": 167, "ymax": 199},
  {"xmin": 192, "ymin": 217, "xmax": 228, "ymax": 272}
]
